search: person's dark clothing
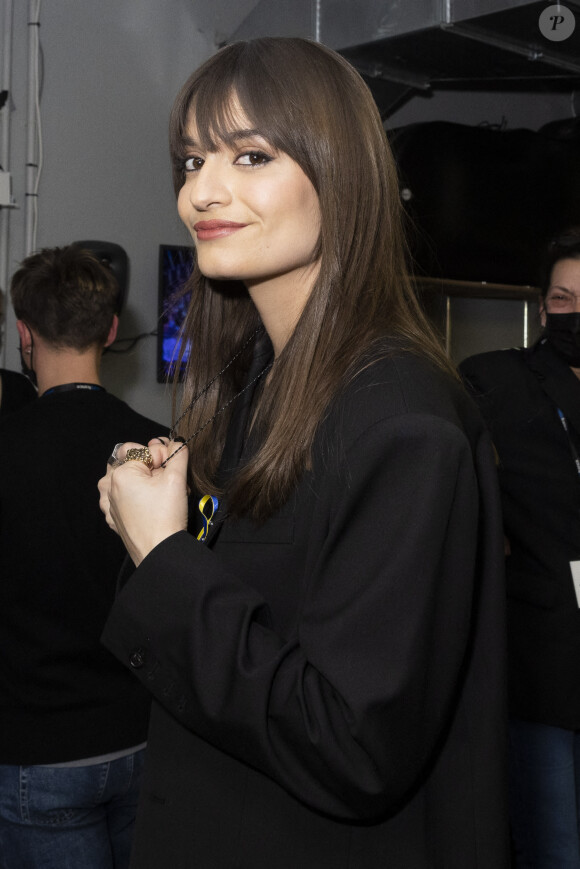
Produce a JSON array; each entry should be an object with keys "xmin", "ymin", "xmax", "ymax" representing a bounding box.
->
[
  {"xmin": 461, "ymin": 339, "xmax": 580, "ymax": 728},
  {"xmin": 0, "ymin": 388, "xmax": 167, "ymax": 764},
  {"xmin": 0, "ymin": 369, "xmax": 36, "ymax": 417},
  {"xmin": 103, "ymin": 347, "xmax": 510, "ymax": 869}
]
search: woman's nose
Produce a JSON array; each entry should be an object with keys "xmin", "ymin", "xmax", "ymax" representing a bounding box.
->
[{"xmin": 189, "ymin": 157, "xmax": 231, "ymax": 211}]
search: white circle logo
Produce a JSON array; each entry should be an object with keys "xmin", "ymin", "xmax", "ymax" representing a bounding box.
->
[{"xmin": 539, "ymin": 4, "xmax": 576, "ymax": 41}]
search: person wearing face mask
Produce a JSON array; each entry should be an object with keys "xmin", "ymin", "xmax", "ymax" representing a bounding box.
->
[{"xmin": 460, "ymin": 227, "xmax": 580, "ymax": 868}]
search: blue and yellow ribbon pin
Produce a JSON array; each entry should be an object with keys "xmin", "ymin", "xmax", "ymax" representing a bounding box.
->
[{"xmin": 197, "ymin": 495, "xmax": 219, "ymax": 541}]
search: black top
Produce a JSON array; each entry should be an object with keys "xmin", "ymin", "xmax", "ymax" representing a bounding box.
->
[
  {"xmin": 103, "ymin": 346, "xmax": 509, "ymax": 868},
  {"xmin": 0, "ymin": 388, "xmax": 168, "ymax": 763},
  {"xmin": 0, "ymin": 368, "xmax": 36, "ymax": 416},
  {"xmin": 461, "ymin": 339, "xmax": 580, "ymax": 727}
]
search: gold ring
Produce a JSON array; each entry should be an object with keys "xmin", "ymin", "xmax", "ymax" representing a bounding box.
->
[{"xmin": 124, "ymin": 447, "xmax": 154, "ymax": 470}]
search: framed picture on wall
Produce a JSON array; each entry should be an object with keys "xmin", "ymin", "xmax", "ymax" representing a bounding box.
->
[{"xmin": 157, "ymin": 244, "xmax": 194, "ymax": 382}]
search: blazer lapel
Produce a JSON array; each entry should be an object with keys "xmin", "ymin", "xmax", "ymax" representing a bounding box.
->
[{"xmin": 202, "ymin": 331, "xmax": 273, "ymax": 546}]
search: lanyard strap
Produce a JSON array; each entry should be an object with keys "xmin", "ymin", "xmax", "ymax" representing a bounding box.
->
[
  {"xmin": 42, "ymin": 383, "xmax": 105, "ymax": 396},
  {"xmin": 557, "ymin": 408, "xmax": 580, "ymax": 479}
]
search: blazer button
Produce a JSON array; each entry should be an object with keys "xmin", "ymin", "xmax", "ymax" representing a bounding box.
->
[{"xmin": 129, "ymin": 648, "xmax": 146, "ymax": 669}]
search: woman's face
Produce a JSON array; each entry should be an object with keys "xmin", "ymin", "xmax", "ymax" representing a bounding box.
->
[
  {"xmin": 177, "ymin": 107, "xmax": 321, "ymax": 323},
  {"xmin": 541, "ymin": 257, "xmax": 580, "ymax": 325}
]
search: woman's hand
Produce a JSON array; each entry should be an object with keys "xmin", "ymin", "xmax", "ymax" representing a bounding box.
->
[{"xmin": 98, "ymin": 437, "xmax": 189, "ymax": 567}]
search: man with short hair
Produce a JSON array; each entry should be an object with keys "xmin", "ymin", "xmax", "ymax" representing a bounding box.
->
[{"xmin": 0, "ymin": 245, "xmax": 167, "ymax": 869}]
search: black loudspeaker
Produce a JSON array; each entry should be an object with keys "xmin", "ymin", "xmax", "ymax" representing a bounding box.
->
[
  {"xmin": 74, "ymin": 240, "xmax": 129, "ymax": 313},
  {"xmin": 389, "ymin": 119, "xmax": 580, "ymax": 287}
]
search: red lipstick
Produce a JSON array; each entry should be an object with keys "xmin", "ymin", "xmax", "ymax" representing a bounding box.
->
[{"xmin": 193, "ymin": 220, "xmax": 247, "ymax": 240}]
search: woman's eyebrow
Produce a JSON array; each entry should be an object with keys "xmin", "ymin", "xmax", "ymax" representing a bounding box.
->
[
  {"xmin": 222, "ymin": 128, "xmax": 265, "ymax": 143},
  {"xmin": 181, "ymin": 129, "xmax": 266, "ymax": 149},
  {"xmin": 549, "ymin": 285, "xmax": 575, "ymax": 295}
]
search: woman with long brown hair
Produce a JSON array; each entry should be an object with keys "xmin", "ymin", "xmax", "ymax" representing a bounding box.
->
[{"xmin": 99, "ymin": 37, "xmax": 509, "ymax": 868}]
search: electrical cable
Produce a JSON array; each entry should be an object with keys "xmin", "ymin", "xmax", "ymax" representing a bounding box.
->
[{"xmin": 105, "ymin": 329, "xmax": 158, "ymax": 354}]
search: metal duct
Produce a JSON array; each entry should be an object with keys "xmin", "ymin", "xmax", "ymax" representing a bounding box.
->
[{"xmin": 227, "ymin": 0, "xmax": 580, "ymax": 115}]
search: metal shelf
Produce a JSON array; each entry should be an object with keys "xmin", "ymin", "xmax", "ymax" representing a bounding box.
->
[{"xmin": 413, "ymin": 276, "xmax": 541, "ymax": 301}]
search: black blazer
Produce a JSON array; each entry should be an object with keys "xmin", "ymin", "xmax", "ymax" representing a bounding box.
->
[
  {"xmin": 461, "ymin": 340, "xmax": 580, "ymax": 728},
  {"xmin": 103, "ymin": 348, "xmax": 509, "ymax": 868}
]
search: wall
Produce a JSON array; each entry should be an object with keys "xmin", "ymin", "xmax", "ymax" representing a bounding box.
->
[{"xmin": 0, "ymin": 0, "xmax": 214, "ymax": 425}]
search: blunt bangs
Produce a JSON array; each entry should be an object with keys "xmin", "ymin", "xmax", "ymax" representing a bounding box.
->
[
  {"xmin": 168, "ymin": 37, "xmax": 394, "ymax": 282},
  {"xmin": 169, "ymin": 40, "xmax": 331, "ymax": 196}
]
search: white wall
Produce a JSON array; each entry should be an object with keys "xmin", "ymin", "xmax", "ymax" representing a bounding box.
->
[{"xmin": 0, "ymin": 0, "xmax": 214, "ymax": 425}]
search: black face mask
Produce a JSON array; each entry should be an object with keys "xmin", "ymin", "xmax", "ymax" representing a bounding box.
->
[{"xmin": 545, "ymin": 312, "xmax": 580, "ymax": 368}]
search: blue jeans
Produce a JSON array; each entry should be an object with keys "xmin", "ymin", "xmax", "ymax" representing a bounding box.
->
[
  {"xmin": 0, "ymin": 750, "xmax": 145, "ymax": 869},
  {"xmin": 509, "ymin": 718, "xmax": 580, "ymax": 868}
]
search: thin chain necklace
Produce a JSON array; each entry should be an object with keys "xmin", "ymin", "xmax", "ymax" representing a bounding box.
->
[{"xmin": 161, "ymin": 327, "xmax": 272, "ymax": 467}]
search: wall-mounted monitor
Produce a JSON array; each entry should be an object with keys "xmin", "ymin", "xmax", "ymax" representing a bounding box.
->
[{"xmin": 157, "ymin": 244, "xmax": 195, "ymax": 382}]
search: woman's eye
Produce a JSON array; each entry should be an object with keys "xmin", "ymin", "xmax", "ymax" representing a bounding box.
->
[
  {"xmin": 235, "ymin": 151, "xmax": 272, "ymax": 167},
  {"xmin": 184, "ymin": 156, "xmax": 204, "ymax": 172}
]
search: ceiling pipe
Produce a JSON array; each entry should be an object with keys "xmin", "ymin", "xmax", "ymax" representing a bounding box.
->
[{"xmin": 25, "ymin": 0, "xmax": 41, "ymax": 257}]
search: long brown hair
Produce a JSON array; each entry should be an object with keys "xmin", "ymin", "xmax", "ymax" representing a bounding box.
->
[{"xmin": 169, "ymin": 37, "xmax": 453, "ymax": 521}]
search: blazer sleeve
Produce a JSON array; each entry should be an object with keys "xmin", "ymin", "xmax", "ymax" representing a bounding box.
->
[
  {"xmin": 459, "ymin": 351, "xmax": 521, "ymax": 432},
  {"xmin": 459, "ymin": 355, "xmax": 500, "ymax": 419},
  {"xmin": 101, "ymin": 410, "xmax": 481, "ymax": 820}
]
